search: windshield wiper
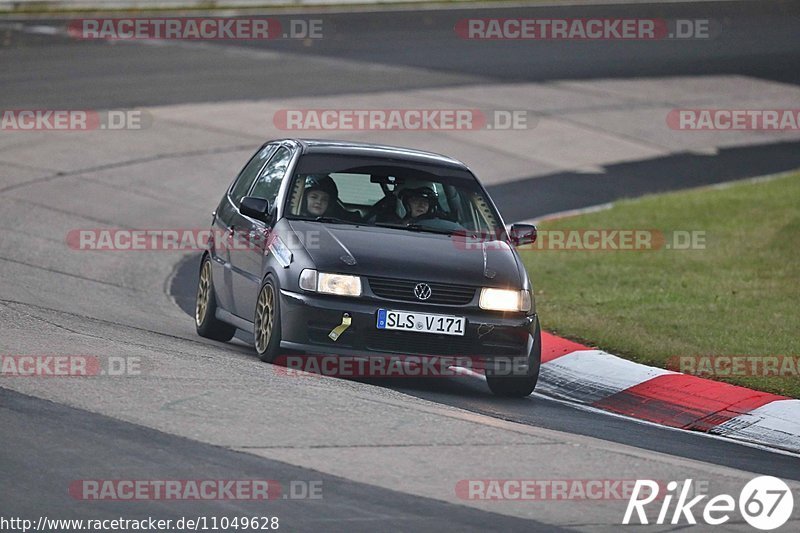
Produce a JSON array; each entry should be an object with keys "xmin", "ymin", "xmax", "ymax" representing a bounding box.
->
[
  {"xmin": 291, "ymin": 216, "xmax": 356, "ymax": 225},
  {"xmin": 315, "ymin": 216, "xmax": 353, "ymax": 224},
  {"xmin": 373, "ymin": 222, "xmax": 455, "ymax": 235}
]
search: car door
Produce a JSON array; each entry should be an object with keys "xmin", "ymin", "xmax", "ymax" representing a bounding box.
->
[
  {"xmin": 230, "ymin": 144, "xmax": 294, "ymax": 319},
  {"xmin": 213, "ymin": 144, "xmax": 277, "ymax": 315}
]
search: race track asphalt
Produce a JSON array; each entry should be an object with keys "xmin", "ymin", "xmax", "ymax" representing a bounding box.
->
[{"xmin": 2, "ymin": 1, "xmax": 799, "ymax": 530}]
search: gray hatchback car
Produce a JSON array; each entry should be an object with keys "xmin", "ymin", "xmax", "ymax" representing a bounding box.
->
[{"xmin": 195, "ymin": 139, "xmax": 541, "ymax": 396}]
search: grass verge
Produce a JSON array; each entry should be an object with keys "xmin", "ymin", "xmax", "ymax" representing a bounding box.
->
[{"xmin": 520, "ymin": 171, "xmax": 800, "ymax": 398}]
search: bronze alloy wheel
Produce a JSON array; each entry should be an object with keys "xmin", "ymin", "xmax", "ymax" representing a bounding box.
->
[
  {"xmin": 195, "ymin": 259, "xmax": 211, "ymax": 326},
  {"xmin": 195, "ymin": 257, "xmax": 236, "ymax": 342},
  {"xmin": 255, "ymin": 282, "xmax": 275, "ymax": 354}
]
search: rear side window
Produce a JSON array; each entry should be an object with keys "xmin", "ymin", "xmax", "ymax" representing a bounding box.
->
[
  {"xmin": 250, "ymin": 146, "xmax": 293, "ymax": 205},
  {"xmin": 229, "ymin": 145, "xmax": 275, "ymax": 206}
]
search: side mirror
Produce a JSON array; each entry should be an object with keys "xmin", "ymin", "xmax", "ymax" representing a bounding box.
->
[
  {"xmin": 509, "ymin": 223, "xmax": 537, "ymax": 246},
  {"xmin": 240, "ymin": 196, "xmax": 272, "ymax": 222}
]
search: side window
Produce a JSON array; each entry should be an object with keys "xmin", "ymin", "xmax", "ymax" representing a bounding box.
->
[
  {"xmin": 249, "ymin": 146, "xmax": 293, "ymax": 205},
  {"xmin": 229, "ymin": 145, "xmax": 275, "ymax": 206}
]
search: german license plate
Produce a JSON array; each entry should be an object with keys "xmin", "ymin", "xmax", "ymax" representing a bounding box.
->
[{"xmin": 376, "ymin": 309, "xmax": 466, "ymax": 336}]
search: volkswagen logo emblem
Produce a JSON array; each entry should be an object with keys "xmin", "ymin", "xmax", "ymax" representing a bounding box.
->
[{"xmin": 413, "ymin": 283, "xmax": 432, "ymax": 301}]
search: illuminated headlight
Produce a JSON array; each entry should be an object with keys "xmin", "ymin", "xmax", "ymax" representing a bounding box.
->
[
  {"xmin": 479, "ymin": 288, "xmax": 531, "ymax": 312},
  {"xmin": 300, "ymin": 269, "xmax": 362, "ymax": 297}
]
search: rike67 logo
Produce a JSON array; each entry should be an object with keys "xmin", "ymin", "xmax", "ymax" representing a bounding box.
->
[{"xmin": 623, "ymin": 476, "xmax": 795, "ymax": 530}]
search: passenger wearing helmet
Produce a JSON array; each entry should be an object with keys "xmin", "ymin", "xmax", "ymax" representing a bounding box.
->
[{"xmin": 301, "ymin": 175, "xmax": 361, "ymax": 222}]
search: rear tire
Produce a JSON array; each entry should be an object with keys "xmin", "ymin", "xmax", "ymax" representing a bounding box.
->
[
  {"xmin": 486, "ymin": 320, "xmax": 541, "ymax": 398},
  {"xmin": 195, "ymin": 256, "xmax": 236, "ymax": 342},
  {"xmin": 254, "ymin": 276, "xmax": 282, "ymax": 363}
]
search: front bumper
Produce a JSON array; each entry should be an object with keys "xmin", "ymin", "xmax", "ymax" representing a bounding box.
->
[{"xmin": 279, "ymin": 289, "xmax": 538, "ymax": 370}]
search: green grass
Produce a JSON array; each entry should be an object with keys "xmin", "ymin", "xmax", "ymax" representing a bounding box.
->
[{"xmin": 520, "ymin": 171, "xmax": 800, "ymax": 398}]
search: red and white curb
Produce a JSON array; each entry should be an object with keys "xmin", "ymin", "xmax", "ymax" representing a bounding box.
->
[{"xmin": 536, "ymin": 333, "xmax": 800, "ymax": 454}]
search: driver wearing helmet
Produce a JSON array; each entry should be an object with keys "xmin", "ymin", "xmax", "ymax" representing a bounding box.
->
[
  {"xmin": 396, "ymin": 180, "xmax": 440, "ymax": 223},
  {"xmin": 301, "ymin": 175, "xmax": 361, "ymax": 222}
]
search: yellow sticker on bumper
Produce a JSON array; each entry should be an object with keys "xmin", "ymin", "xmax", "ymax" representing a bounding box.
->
[{"xmin": 328, "ymin": 313, "xmax": 352, "ymax": 341}]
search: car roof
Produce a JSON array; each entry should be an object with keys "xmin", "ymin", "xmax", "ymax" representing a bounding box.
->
[{"xmin": 284, "ymin": 139, "xmax": 469, "ymax": 170}]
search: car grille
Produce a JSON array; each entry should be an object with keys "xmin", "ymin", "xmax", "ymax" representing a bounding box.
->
[
  {"xmin": 365, "ymin": 330, "xmax": 525, "ymax": 357},
  {"xmin": 367, "ymin": 276, "xmax": 476, "ymax": 305}
]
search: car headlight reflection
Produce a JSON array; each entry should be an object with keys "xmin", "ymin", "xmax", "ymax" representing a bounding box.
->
[
  {"xmin": 300, "ymin": 269, "xmax": 362, "ymax": 297},
  {"xmin": 479, "ymin": 288, "xmax": 531, "ymax": 312}
]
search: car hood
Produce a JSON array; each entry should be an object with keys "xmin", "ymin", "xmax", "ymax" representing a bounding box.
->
[{"xmin": 287, "ymin": 220, "xmax": 523, "ymax": 288}]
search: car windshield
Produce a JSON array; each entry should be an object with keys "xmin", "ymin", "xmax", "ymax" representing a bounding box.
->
[{"xmin": 284, "ymin": 155, "xmax": 504, "ymax": 236}]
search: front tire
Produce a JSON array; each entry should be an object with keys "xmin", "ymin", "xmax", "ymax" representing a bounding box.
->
[
  {"xmin": 254, "ymin": 276, "xmax": 282, "ymax": 363},
  {"xmin": 486, "ymin": 320, "xmax": 541, "ymax": 398},
  {"xmin": 195, "ymin": 257, "xmax": 236, "ymax": 342}
]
